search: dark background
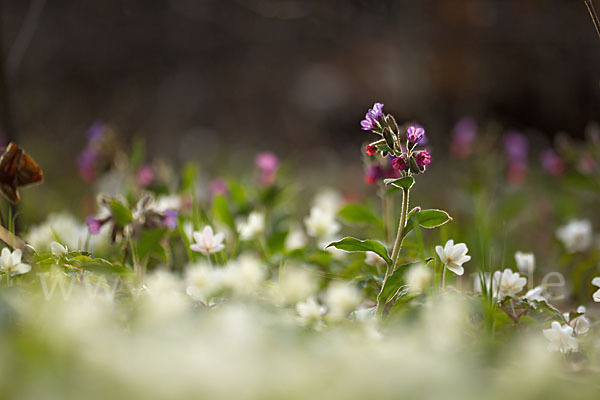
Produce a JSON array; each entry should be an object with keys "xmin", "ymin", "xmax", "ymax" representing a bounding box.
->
[{"xmin": 1, "ymin": 0, "xmax": 600, "ymax": 163}]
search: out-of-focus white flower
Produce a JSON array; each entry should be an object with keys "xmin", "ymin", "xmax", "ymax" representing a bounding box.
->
[
  {"xmin": 0, "ymin": 248, "xmax": 31, "ymax": 276},
  {"xmin": 26, "ymin": 213, "xmax": 97, "ymax": 252},
  {"xmin": 435, "ymin": 240, "xmax": 470, "ymax": 276},
  {"xmin": 405, "ymin": 263, "xmax": 431, "ymax": 293},
  {"xmin": 296, "ymin": 297, "xmax": 326, "ymax": 327},
  {"xmin": 556, "ymin": 219, "xmax": 592, "ymax": 253},
  {"xmin": 592, "ymin": 277, "xmax": 600, "ymax": 302},
  {"xmin": 190, "ymin": 226, "xmax": 225, "ymax": 255},
  {"xmin": 304, "ymin": 206, "xmax": 340, "ymax": 239},
  {"xmin": 140, "ymin": 270, "xmax": 190, "ymax": 322},
  {"xmin": 313, "ymin": 188, "xmax": 343, "ymax": 215},
  {"xmin": 285, "ymin": 225, "xmax": 307, "ymax": 250},
  {"xmin": 365, "ymin": 251, "xmax": 385, "ymax": 267},
  {"xmin": 493, "ymin": 269, "xmax": 527, "ymax": 298},
  {"xmin": 224, "ymin": 255, "xmax": 266, "ymax": 296},
  {"xmin": 50, "ymin": 242, "xmax": 68, "ymax": 256},
  {"xmin": 325, "ymin": 282, "xmax": 361, "ymax": 319},
  {"xmin": 274, "ymin": 267, "xmax": 318, "ymax": 305},
  {"xmin": 523, "ymin": 286, "xmax": 547, "ymax": 302},
  {"xmin": 564, "ymin": 306, "xmax": 590, "ymax": 336},
  {"xmin": 238, "ymin": 212, "xmax": 265, "ymax": 241},
  {"xmin": 514, "ymin": 251, "xmax": 535, "ymax": 274},
  {"xmin": 543, "ymin": 321, "xmax": 578, "ymax": 354},
  {"xmin": 185, "ymin": 263, "xmax": 227, "ymax": 302},
  {"xmin": 150, "ymin": 195, "xmax": 181, "ymax": 213}
]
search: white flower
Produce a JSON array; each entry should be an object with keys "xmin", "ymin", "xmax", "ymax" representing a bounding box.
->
[
  {"xmin": 543, "ymin": 321, "xmax": 578, "ymax": 354},
  {"xmin": 149, "ymin": 195, "xmax": 181, "ymax": 213},
  {"xmin": 493, "ymin": 268, "xmax": 527, "ymax": 298},
  {"xmin": 564, "ymin": 306, "xmax": 590, "ymax": 336},
  {"xmin": 274, "ymin": 267, "xmax": 318, "ymax": 304},
  {"xmin": 325, "ymin": 282, "xmax": 361, "ymax": 319},
  {"xmin": 0, "ymin": 248, "xmax": 31, "ymax": 276},
  {"xmin": 296, "ymin": 297, "xmax": 326, "ymax": 327},
  {"xmin": 365, "ymin": 251, "xmax": 385, "ymax": 267},
  {"xmin": 523, "ymin": 286, "xmax": 547, "ymax": 302},
  {"xmin": 50, "ymin": 242, "xmax": 68, "ymax": 256},
  {"xmin": 190, "ymin": 226, "xmax": 225, "ymax": 255},
  {"xmin": 285, "ymin": 225, "xmax": 307, "ymax": 250},
  {"xmin": 224, "ymin": 255, "xmax": 266, "ymax": 296},
  {"xmin": 304, "ymin": 206, "xmax": 340, "ymax": 239},
  {"xmin": 26, "ymin": 213, "xmax": 92, "ymax": 252},
  {"xmin": 237, "ymin": 212, "xmax": 265, "ymax": 241},
  {"xmin": 185, "ymin": 263, "xmax": 227, "ymax": 302},
  {"xmin": 313, "ymin": 188, "xmax": 343, "ymax": 215},
  {"xmin": 435, "ymin": 240, "xmax": 471, "ymax": 276},
  {"xmin": 405, "ymin": 263, "xmax": 432, "ymax": 293},
  {"xmin": 592, "ymin": 277, "xmax": 600, "ymax": 302},
  {"xmin": 556, "ymin": 219, "xmax": 592, "ymax": 253},
  {"xmin": 514, "ymin": 251, "xmax": 535, "ymax": 274}
]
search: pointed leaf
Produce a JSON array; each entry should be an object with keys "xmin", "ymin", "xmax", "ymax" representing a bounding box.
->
[
  {"xmin": 326, "ymin": 237, "xmax": 391, "ymax": 265},
  {"xmin": 402, "ymin": 209, "xmax": 452, "ymax": 236},
  {"xmin": 383, "ymin": 176, "xmax": 414, "ymax": 190}
]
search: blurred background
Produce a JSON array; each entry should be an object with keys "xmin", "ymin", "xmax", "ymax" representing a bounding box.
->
[{"xmin": 1, "ymin": 0, "xmax": 600, "ymax": 214}]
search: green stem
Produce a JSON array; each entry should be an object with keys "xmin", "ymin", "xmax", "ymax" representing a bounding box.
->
[
  {"xmin": 376, "ymin": 187, "xmax": 410, "ymax": 316},
  {"xmin": 441, "ymin": 265, "xmax": 447, "ymax": 289}
]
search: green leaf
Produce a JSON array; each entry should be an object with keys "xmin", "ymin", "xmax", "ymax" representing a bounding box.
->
[
  {"xmin": 228, "ymin": 180, "xmax": 248, "ymax": 211},
  {"xmin": 326, "ymin": 237, "xmax": 391, "ymax": 265},
  {"xmin": 382, "ymin": 127, "xmax": 395, "ymax": 150},
  {"xmin": 338, "ymin": 204, "xmax": 383, "ymax": 229},
  {"xmin": 378, "ymin": 260, "xmax": 428, "ymax": 304},
  {"xmin": 137, "ymin": 228, "xmax": 167, "ymax": 259},
  {"xmin": 212, "ymin": 195, "xmax": 235, "ymax": 230},
  {"xmin": 383, "ymin": 176, "xmax": 414, "ymax": 190},
  {"xmin": 79, "ymin": 258, "xmax": 130, "ymax": 275},
  {"xmin": 109, "ymin": 200, "xmax": 133, "ymax": 227},
  {"xmin": 403, "ymin": 209, "xmax": 452, "ymax": 236}
]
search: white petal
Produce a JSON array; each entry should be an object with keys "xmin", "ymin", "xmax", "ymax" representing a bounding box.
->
[
  {"xmin": 592, "ymin": 277, "xmax": 600, "ymax": 287},
  {"xmin": 11, "ymin": 249, "xmax": 22, "ymax": 265},
  {"xmin": 192, "ymin": 231, "xmax": 203, "ymax": 244},
  {"xmin": 1, "ymin": 248, "xmax": 11, "ymax": 267},
  {"xmin": 12, "ymin": 263, "xmax": 31, "ymax": 275},
  {"xmin": 593, "ymin": 289, "xmax": 600, "ymax": 302},
  {"xmin": 435, "ymin": 246, "xmax": 445, "ymax": 261},
  {"xmin": 450, "ymin": 243, "xmax": 468, "ymax": 259},
  {"xmin": 213, "ymin": 232, "xmax": 225, "ymax": 245},
  {"xmin": 444, "ymin": 240, "xmax": 454, "ymax": 254},
  {"xmin": 446, "ymin": 263, "xmax": 464, "ymax": 276}
]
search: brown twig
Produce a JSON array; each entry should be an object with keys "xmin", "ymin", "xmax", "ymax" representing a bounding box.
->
[{"xmin": 584, "ymin": 0, "xmax": 600, "ymax": 40}]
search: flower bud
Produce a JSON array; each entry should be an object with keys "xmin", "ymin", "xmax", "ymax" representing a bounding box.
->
[
  {"xmin": 392, "ymin": 156, "xmax": 406, "ymax": 171},
  {"xmin": 416, "ymin": 151, "xmax": 431, "ymax": 167},
  {"xmin": 365, "ymin": 145, "xmax": 377, "ymax": 156}
]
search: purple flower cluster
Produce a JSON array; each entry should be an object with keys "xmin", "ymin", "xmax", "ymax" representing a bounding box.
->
[
  {"xmin": 451, "ymin": 117, "xmax": 477, "ymax": 158},
  {"xmin": 407, "ymin": 126, "xmax": 425, "ymax": 144},
  {"xmin": 503, "ymin": 130, "xmax": 528, "ymax": 185},
  {"xmin": 255, "ymin": 152, "xmax": 279, "ymax": 185},
  {"xmin": 77, "ymin": 121, "xmax": 106, "ymax": 183},
  {"xmin": 360, "ymin": 103, "xmax": 384, "ymax": 131}
]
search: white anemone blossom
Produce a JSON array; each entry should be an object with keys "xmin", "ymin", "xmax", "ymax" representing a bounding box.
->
[
  {"xmin": 0, "ymin": 248, "xmax": 31, "ymax": 276},
  {"xmin": 304, "ymin": 206, "xmax": 340, "ymax": 239},
  {"xmin": 514, "ymin": 251, "xmax": 535, "ymax": 274},
  {"xmin": 296, "ymin": 297, "xmax": 326, "ymax": 327},
  {"xmin": 542, "ymin": 321, "xmax": 578, "ymax": 354},
  {"xmin": 190, "ymin": 226, "xmax": 225, "ymax": 255},
  {"xmin": 493, "ymin": 268, "xmax": 527, "ymax": 298},
  {"xmin": 405, "ymin": 263, "xmax": 432, "ymax": 293},
  {"xmin": 237, "ymin": 211, "xmax": 265, "ymax": 241},
  {"xmin": 556, "ymin": 219, "xmax": 592, "ymax": 253},
  {"xmin": 325, "ymin": 282, "xmax": 361, "ymax": 319},
  {"xmin": 564, "ymin": 306, "xmax": 590, "ymax": 336},
  {"xmin": 592, "ymin": 277, "xmax": 600, "ymax": 302},
  {"xmin": 50, "ymin": 242, "xmax": 68, "ymax": 256},
  {"xmin": 523, "ymin": 286, "xmax": 547, "ymax": 302},
  {"xmin": 435, "ymin": 240, "xmax": 471, "ymax": 276}
]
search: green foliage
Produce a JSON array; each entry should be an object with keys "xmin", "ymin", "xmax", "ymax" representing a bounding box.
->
[
  {"xmin": 338, "ymin": 204, "xmax": 383, "ymax": 230},
  {"xmin": 327, "ymin": 237, "xmax": 391, "ymax": 265}
]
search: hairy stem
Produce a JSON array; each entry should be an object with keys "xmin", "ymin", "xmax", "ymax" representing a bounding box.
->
[{"xmin": 376, "ymin": 187, "xmax": 410, "ymax": 316}]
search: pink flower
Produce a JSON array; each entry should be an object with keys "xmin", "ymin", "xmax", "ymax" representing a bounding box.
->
[
  {"xmin": 210, "ymin": 179, "xmax": 228, "ymax": 197},
  {"xmin": 365, "ymin": 145, "xmax": 377, "ymax": 156},
  {"xmin": 392, "ymin": 157, "xmax": 406, "ymax": 170},
  {"xmin": 137, "ymin": 164, "xmax": 155, "ymax": 187},
  {"xmin": 416, "ymin": 151, "xmax": 431, "ymax": 167},
  {"xmin": 255, "ymin": 152, "xmax": 279, "ymax": 185},
  {"xmin": 541, "ymin": 149, "xmax": 565, "ymax": 176}
]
